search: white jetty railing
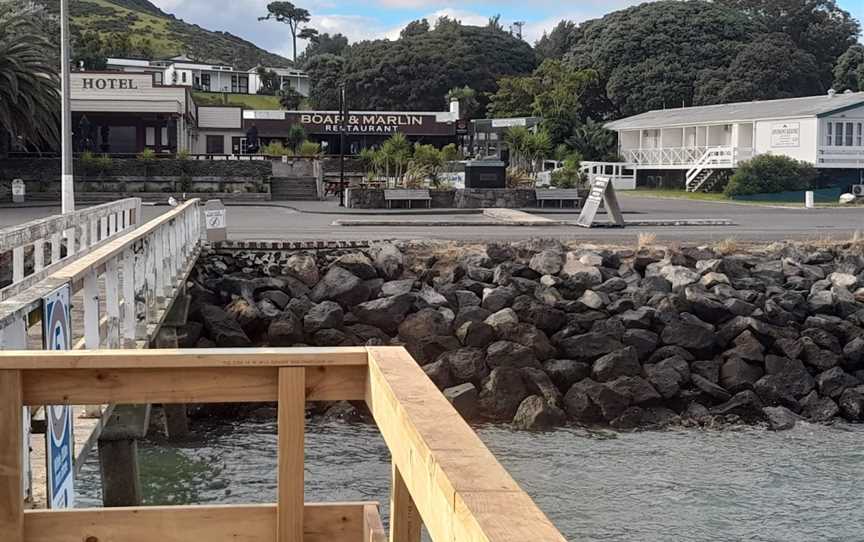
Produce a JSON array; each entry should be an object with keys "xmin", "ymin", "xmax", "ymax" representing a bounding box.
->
[
  {"xmin": 0, "ymin": 198, "xmax": 202, "ymax": 351},
  {"xmin": 0, "ymin": 198, "xmax": 142, "ymax": 301}
]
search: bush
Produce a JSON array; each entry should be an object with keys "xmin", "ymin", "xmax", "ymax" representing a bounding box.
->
[
  {"xmin": 262, "ymin": 141, "xmax": 292, "ymax": 156},
  {"xmin": 136, "ymin": 148, "xmax": 156, "ymax": 162},
  {"xmin": 298, "ymin": 141, "xmax": 321, "ymax": 157},
  {"xmin": 441, "ymin": 143, "xmax": 459, "ymax": 162},
  {"xmin": 550, "ymin": 153, "xmax": 584, "ymax": 189},
  {"xmin": 724, "ymin": 155, "xmax": 817, "ymax": 197}
]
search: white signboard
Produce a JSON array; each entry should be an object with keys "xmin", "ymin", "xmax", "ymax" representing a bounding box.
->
[
  {"xmin": 42, "ymin": 285, "xmax": 74, "ymax": 509},
  {"xmin": 204, "ymin": 209, "xmax": 226, "ymax": 229},
  {"xmin": 491, "ymin": 118, "xmax": 528, "ymax": 128},
  {"xmin": 11, "ymin": 179, "xmax": 25, "ymax": 196},
  {"xmin": 771, "ymin": 122, "xmax": 800, "ymax": 148}
]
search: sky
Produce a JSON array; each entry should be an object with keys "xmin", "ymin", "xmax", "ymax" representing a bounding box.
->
[{"xmin": 149, "ymin": 0, "xmax": 864, "ymax": 60}]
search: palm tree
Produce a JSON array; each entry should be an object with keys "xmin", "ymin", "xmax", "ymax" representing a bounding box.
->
[{"xmin": 0, "ymin": 3, "xmax": 60, "ymax": 151}]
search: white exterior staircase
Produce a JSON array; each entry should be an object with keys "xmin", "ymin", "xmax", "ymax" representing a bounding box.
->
[{"xmin": 686, "ymin": 147, "xmax": 735, "ymax": 192}]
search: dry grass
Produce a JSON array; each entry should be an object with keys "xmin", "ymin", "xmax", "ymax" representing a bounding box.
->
[
  {"xmin": 715, "ymin": 237, "xmax": 739, "ymax": 255},
  {"xmin": 636, "ymin": 232, "xmax": 657, "ymax": 251}
]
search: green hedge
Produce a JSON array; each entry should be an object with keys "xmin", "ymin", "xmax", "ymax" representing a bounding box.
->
[{"xmin": 724, "ymin": 155, "xmax": 817, "ymax": 197}]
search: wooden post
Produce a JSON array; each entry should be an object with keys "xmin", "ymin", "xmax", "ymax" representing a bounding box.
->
[
  {"xmin": 277, "ymin": 368, "xmax": 305, "ymax": 542},
  {"xmin": 98, "ymin": 439, "xmax": 142, "ymax": 507},
  {"xmin": 0, "ymin": 370, "xmax": 23, "ymax": 542},
  {"xmin": 389, "ymin": 464, "xmax": 421, "ymax": 542},
  {"xmin": 33, "ymin": 239, "xmax": 45, "ymax": 272}
]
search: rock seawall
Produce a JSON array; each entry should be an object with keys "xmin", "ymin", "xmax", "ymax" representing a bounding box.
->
[{"xmin": 185, "ymin": 240, "xmax": 864, "ymax": 431}]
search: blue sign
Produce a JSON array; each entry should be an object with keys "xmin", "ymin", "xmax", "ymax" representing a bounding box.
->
[{"xmin": 42, "ymin": 285, "xmax": 75, "ymax": 509}]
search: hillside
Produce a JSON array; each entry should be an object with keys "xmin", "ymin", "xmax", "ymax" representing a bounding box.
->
[{"xmin": 66, "ymin": 0, "xmax": 292, "ymax": 69}]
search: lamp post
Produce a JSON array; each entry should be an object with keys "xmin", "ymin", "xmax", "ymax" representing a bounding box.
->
[
  {"xmin": 60, "ymin": 0, "xmax": 75, "ymax": 214},
  {"xmin": 338, "ymin": 83, "xmax": 347, "ymax": 207}
]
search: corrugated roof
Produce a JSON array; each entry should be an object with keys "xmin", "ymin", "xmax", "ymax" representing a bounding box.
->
[{"xmin": 605, "ymin": 92, "xmax": 864, "ymax": 131}]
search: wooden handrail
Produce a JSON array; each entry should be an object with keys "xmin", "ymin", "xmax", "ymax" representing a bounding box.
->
[{"xmin": 0, "ymin": 346, "xmax": 566, "ymax": 542}]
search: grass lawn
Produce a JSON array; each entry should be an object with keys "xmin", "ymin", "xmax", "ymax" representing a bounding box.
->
[
  {"xmin": 621, "ymin": 189, "xmax": 849, "ymax": 208},
  {"xmin": 192, "ymin": 92, "xmax": 283, "ymax": 110}
]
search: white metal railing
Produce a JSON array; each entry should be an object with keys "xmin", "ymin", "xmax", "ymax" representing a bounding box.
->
[
  {"xmin": 623, "ymin": 146, "xmax": 754, "ymax": 167},
  {"xmin": 0, "ymin": 198, "xmax": 202, "ymax": 351},
  {"xmin": 581, "ymin": 161, "xmax": 637, "ymax": 190},
  {"xmin": 0, "ymin": 199, "xmax": 142, "ymax": 301}
]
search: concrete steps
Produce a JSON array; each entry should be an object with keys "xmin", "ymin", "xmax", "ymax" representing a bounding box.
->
[{"xmin": 271, "ymin": 177, "xmax": 318, "ymax": 201}]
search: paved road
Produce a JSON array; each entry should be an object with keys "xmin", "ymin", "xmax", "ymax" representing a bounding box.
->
[{"xmin": 2, "ymin": 197, "xmax": 861, "ymax": 243}]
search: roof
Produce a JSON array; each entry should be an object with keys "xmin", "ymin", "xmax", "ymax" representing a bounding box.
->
[{"xmin": 605, "ymin": 92, "xmax": 864, "ymax": 131}]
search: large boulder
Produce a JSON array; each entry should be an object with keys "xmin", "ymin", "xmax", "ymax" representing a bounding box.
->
[
  {"xmin": 710, "ymin": 390, "xmax": 764, "ymax": 419},
  {"xmin": 558, "ymin": 332, "xmax": 623, "ymax": 361},
  {"xmin": 543, "ymin": 359, "xmax": 590, "ymax": 392},
  {"xmin": 303, "ymin": 301, "xmax": 344, "ymax": 334},
  {"xmin": 267, "ymin": 310, "xmax": 304, "ymax": 346},
  {"xmin": 839, "ymin": 386, "xmax": 864, "ymax": 420},
  {"xmin": 564, "ymin": 379, "xmax": 630, "ymax": 422},
  {"xmin": 332, "ymin": 253, "xmax": 378, "ymax": 280},
  {"xmin": 485, "ymin": 341, "xmax": 538, "ymax": 369},
  {"xmin": 592, "ymin": 347, "xmax": 641, "ymax": 382},
  {"xmin": 283, "ymin": 253, "xmax": 319, "ymax": 287},
  {"xmin": 482, "ymin": 287, "xmax": 516, "ymax": 312},
  {"xmin": 353, "ymin": 294, "xmax": 414, "ymax": 334},
  {"xmin": 200, "ymin": 304, "xmax": 252, "ymax": 347},
  {"xmin": 763, "ymin": 406, "xmax": 802, "ymax": 431},
  {"xmin": 422, "ymin": 359, "xmax": 454, "ymax": 389},
  {"xmin": 484, "ymin": 308, "xmax": 520, "ymax": 330},
  {"xmin": 310, "ymin": 266, "xmax": 371, "ymax": 308},
  {"xmin": 815, "ymin": 367, "xmax": 859, "ymax": 398},
  {"xmin": 225, "ymin": 298, "xmax": 266, "ymax": 337},
  {"xmin": 398, "ymin": 308, "xmax": 451, "ymax": 343},
  {"xmin": 529, "ymin": 250, "xmax": 563, "ymax": 276},
  {"xmin": 560, "ymin": 254, "xmax": 603, "ymax": 288},
  {"xmin": 720, "ymin": 357, "xmax": 764, "ymax": 393},
  {"xmin": 444, "ymin": 383, "xmax": 479, "ymax": 419},
  {"xmin": 606, "ymin": 375, "xmax": 661, "ymax": 405},
  {"xmin": 441, "ymin": 348, "xmax": 489, "ymax": 384},
  {"xmin": 456, "ymin": 321, "xmax": 496, "ymax": 348},
  {"xmin": 512, "ymin": 395, "xmax": 566, "ymax": 430},
  {"xmin": 661, "ymin": 315, "xmax": 716, "ymax": 352},
  {"xmin": 374, "ymin": 244, "xmax": 404, "ymax": 280},
  {"xmin": 380, "ymin": 279, "xmax": 414, "ymax": 297},
  {"xmin": 657, "ymin": 264, "xmax": 700, "ymax": 290},
  {"xmin": 800, "ymin": 391, "xmax": 839, "ymax": 422},
  {"xmin": 478, "ymin": 367, "xmax": 530, "ymax": 421}
]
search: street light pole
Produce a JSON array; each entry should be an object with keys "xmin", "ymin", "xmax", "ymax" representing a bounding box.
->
[
  {"xmin": 338, "ymin": 83, "xmax": 347, "ymax": 207},
  {"xmin": 60, "ymin": 0, "xmax": 75, "ymax": 214}
]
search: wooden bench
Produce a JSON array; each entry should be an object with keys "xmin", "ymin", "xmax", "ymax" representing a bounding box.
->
[
  {"xmin": 384, "ymin": 189, "xmax": 432, "ymax": 209},
  {"xmin": 535, "ymin": 189, "xmax": 583, "ymax": 208}
]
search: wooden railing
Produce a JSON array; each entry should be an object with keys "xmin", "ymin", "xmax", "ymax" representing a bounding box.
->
[
  {"xmin": 0, "ymin": 199, "xmax": 202, "ymax": 350},
  {"xmin": 0, "ymin": 199, "xmax": 142, "ymax": 301},
  {"xmin": 0, "ymin": 347, "xmax": 567, "ymax": 542}
]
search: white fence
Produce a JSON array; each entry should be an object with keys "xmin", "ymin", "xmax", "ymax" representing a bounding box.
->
[
  {"xmin": 622, "ymin": 146, "xmax": 755, "ymax": 167},
  {"xmin": 0, "ymin": 199, "xmax": 141, "ymax": 301},
  {"xmin": 0, "ymin": 199, "xmax": 202, "ymax": 350}
]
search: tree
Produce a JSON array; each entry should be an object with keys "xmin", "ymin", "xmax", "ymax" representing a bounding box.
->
[
  {"xmin": 279, "ymin": 87, "xmax": 303, "ymax": 109},
  {"xmin": 487, "ymin": 77, "xmax": 535, "ymax": 118},
  {"xmin": 342, "ymin": 22, "xmax": 536, "ymax": 111},
  {"xmin": 567, "ymin": 1, "xmax": 756, "ymax": 117},
  {"xmin": 256, "ymin": 67, "xmax": 280, "ymax": 95},
  {"xmin": 286, "ymin": 124, "xmax": 306, "ymax": 153},
  {"xmin": 565, "ymin": 119, "xmax": 617, "ymax": 162},
  {"xmin": 0, "ymin": 2, "xmax": 60, "ymax": 150},
  {"xmin": 400, "ymin": 19, "xmax": 430, "ymax": 39},
  {"xmin": 534, "ymin": 20, "xmax": 579, "ymax": 60},
  {"xmin": 445, "ymin": 86, "xmax": 479, "ymax": 119},
  {"xmin": 73, "ymin": 30, "xmax": 107, "ymax": 70},
  {"xmin": 715, "ymin": 0, "xmax": 859, "ymax": 87},
  {"xmin": 711, "ymin": 34, "xmax": 824, "ymax": 103},
  {"xmin": 834, "ymin": 44, "xmax": 864, "ymax": 92},
  {"xmin": 258, "ymin": 2, "xmax": 315, "ymax": 64},
  {"xmin": 104, "ymin": 32, "xmax": 134, "ymax": 58},
  {"xmin": 305, "ymin": 53, "xmax": 344, "ymax": 109},
  {"xmin": 300, "ymin": 32, "xmax": 348, "ymax": 65}
]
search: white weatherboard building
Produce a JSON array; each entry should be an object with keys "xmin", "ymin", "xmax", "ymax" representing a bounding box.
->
[{"xmin": 604, "ymin": 90, "xmax": 864, "ymax": 191}]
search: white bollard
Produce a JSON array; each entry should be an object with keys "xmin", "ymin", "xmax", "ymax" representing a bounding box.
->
[{"xmin": 805, "ymin": 191, "xmax": 814, "ymax": 209}]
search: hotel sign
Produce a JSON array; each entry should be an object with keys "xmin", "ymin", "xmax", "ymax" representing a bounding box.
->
[
  {"xmin": 771, "ymin": 122, "xmax": 800, "ymax": 148},
  {"xmin": 284, "ymin": 112, "xmax": 454, "ymax": 136},
  {"xmin": 81, "ymin": 77, "xmax": 141, "ymax": 90}
]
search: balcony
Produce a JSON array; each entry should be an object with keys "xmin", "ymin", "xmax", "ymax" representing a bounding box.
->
[{"xmin": 622, "ymin": 146, "xmax": 754, "ymax": 168}]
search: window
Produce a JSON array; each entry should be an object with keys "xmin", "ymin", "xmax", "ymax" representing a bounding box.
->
[
  {"xmin": 846, "ymin": 122, "xmax": 855, "ymax": 146},
  {"xmin": 145, "ymin": 127, "xmax": 155, "ymax": 147},
  {"xmin": 206, "ymin": 135, "xmax": 225, "ymax": 154},
  {"xmin": 231, "ymin": 75, "xmax": 249, "ymax": 94},
  {"xmin": 201, "ymin": 73, "xmax": 211, "ymax": 91},
  {"xmin": 836, "ymin": 122, "xmax": 844, "ymax": 146},
  {"xmin": 859, "ymin": 123, "xmax": 863, "ymax": 147},
  {"xmin": 828, "ymin": 122, "xmax": 833, "ymax": 146},
  {"xmin": 181, "ymin": 72, "xmax": 187, "ymax": 84}
]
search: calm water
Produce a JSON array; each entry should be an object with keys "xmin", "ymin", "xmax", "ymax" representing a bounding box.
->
[{"xmin": 77, "ymin": 419, "xmax": 864, "ymax": 541}]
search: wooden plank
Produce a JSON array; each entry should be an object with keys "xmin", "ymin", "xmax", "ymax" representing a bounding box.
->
[
  {"xmin": 23, "ymin": 502, "xmax": 367, "ymax": 542},
  {"xmin": 21, "ymin": 364, "xmax": 365, "ymax": 405},
  {"xmin": 278, "ymin": 368, "xmax": 305, "ymax": 542},
  {"xmin": 0, "ymin": 371, "xmax": 24, "ymax": 542},
  {"xmin": 365, "ymin": 346, "xmax": 566, "ymax": 542},
  {"xmin": 363, "ymin": 504, "xmax": 387, "ymax": 542},
  {"xmin": 0, "ymin": 347, "xmax": 368, "ymax": 369},
  {"xmin": 389, "ymin": 464, "xmax": 421, "ymax": 542}
]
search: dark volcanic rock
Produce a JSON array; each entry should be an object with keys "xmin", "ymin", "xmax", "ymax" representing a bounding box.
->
[
  {"xmin": 478, "ymin": 367, "xmax": 530, "ymax": 420},
  {"xmin": 661, "ymin": 316, "xmax": 715, "ymax": 351},
  {"xmin": 353, "ymin": 294, "xmax": 414, "ymax": 334},
  {"xmin": 423, "ymin": 359, "xmax": 454, "ymax": 389},
  {"xmin": 512, "ymin": 395, "xmax": 567, "ymax": 430},
  {"xmin": 398, "ymin": 308, "xmax": 451, "ymax": 343},
  {"xmin": 441, "ymin": 348, "xmax": 489, "ymax": 384},
  {"xmin": 692, "ymin": 374, "xmax": 732, "ymax": 402},
  {"xmin": 310, "ymin": 266, "xmax": 371, "ymax": 308},
  {"xmin": 267, "ymin": 310, "xmax": 304, "ymax": 346},
  {"xmin": 444, "ymin": 383, "xmax": 479, "ymax": 419},
  {"xmin": 485, "ymin": 341, "xmax": 538, "ymax": 369},
  {"xmin": 720, "ymin": 358, "xmax": 764, "ymax": 393},
  {"xmin": 303, "ymin": 301, "xmax": 344, "ymax": 334},
  {"xmin": 456, "ymin": 321, "xmax": 496, "ymax": 348},
  {"xmin": 710, "ymin": 390, "xmax": 764, "ymax": 419},
  {"xmin": 543, "ymin": 359, "xmax": 590, "ymax": 392},
  {"xmin": 839, "ymin": 386, "xmax": 864, "ymax": 420},
  {"xmin": 815, "ymin": 367, "xmax": 859, "ymax": 398},
  {"xmin": 592, "ymin": 347, "xmax": 642, "ymax": 382},
  {"xmin": 763, "ymin": 406, "xmax": 802, "ymax": 431},
  {"xmin": 801, "ymin": 392, "xmax": 839, "ymax": 422},
  {"xmin": 201, "ymin": 304, "xmax": 252, "ymax": 347},
  {"xmin": 558, "ymin": 332, "xmax": 623, "ymax": 361}
]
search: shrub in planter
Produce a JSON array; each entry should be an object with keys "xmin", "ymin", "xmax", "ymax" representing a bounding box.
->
[
  {"xmin": 550, "ymin": 153, "xmax": 585, "ymax": 189},
  {"xmin": 724, "ymin": 155, "xmax": 817, "ymax": 197},
  {"xmin": 298, "ymin": 141, "xmax": 321, "ymax": 157}
]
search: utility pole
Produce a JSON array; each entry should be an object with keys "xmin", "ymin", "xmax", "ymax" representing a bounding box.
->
[
  {"xmin": 60, "ymin": 0, "xmax": 75, "ymax": 214},
  {"xmin": 338, "ymin": 83, "xmax": 348, "ymax": 207},
  {"xmin": 510, "ymin": 21, "xmax": 525, "ymax": 41}
]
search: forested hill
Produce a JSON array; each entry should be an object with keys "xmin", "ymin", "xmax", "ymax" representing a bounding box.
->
[{"xmin": 56, "ymin": 0, "xmax": 292, "ymax": 68}]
